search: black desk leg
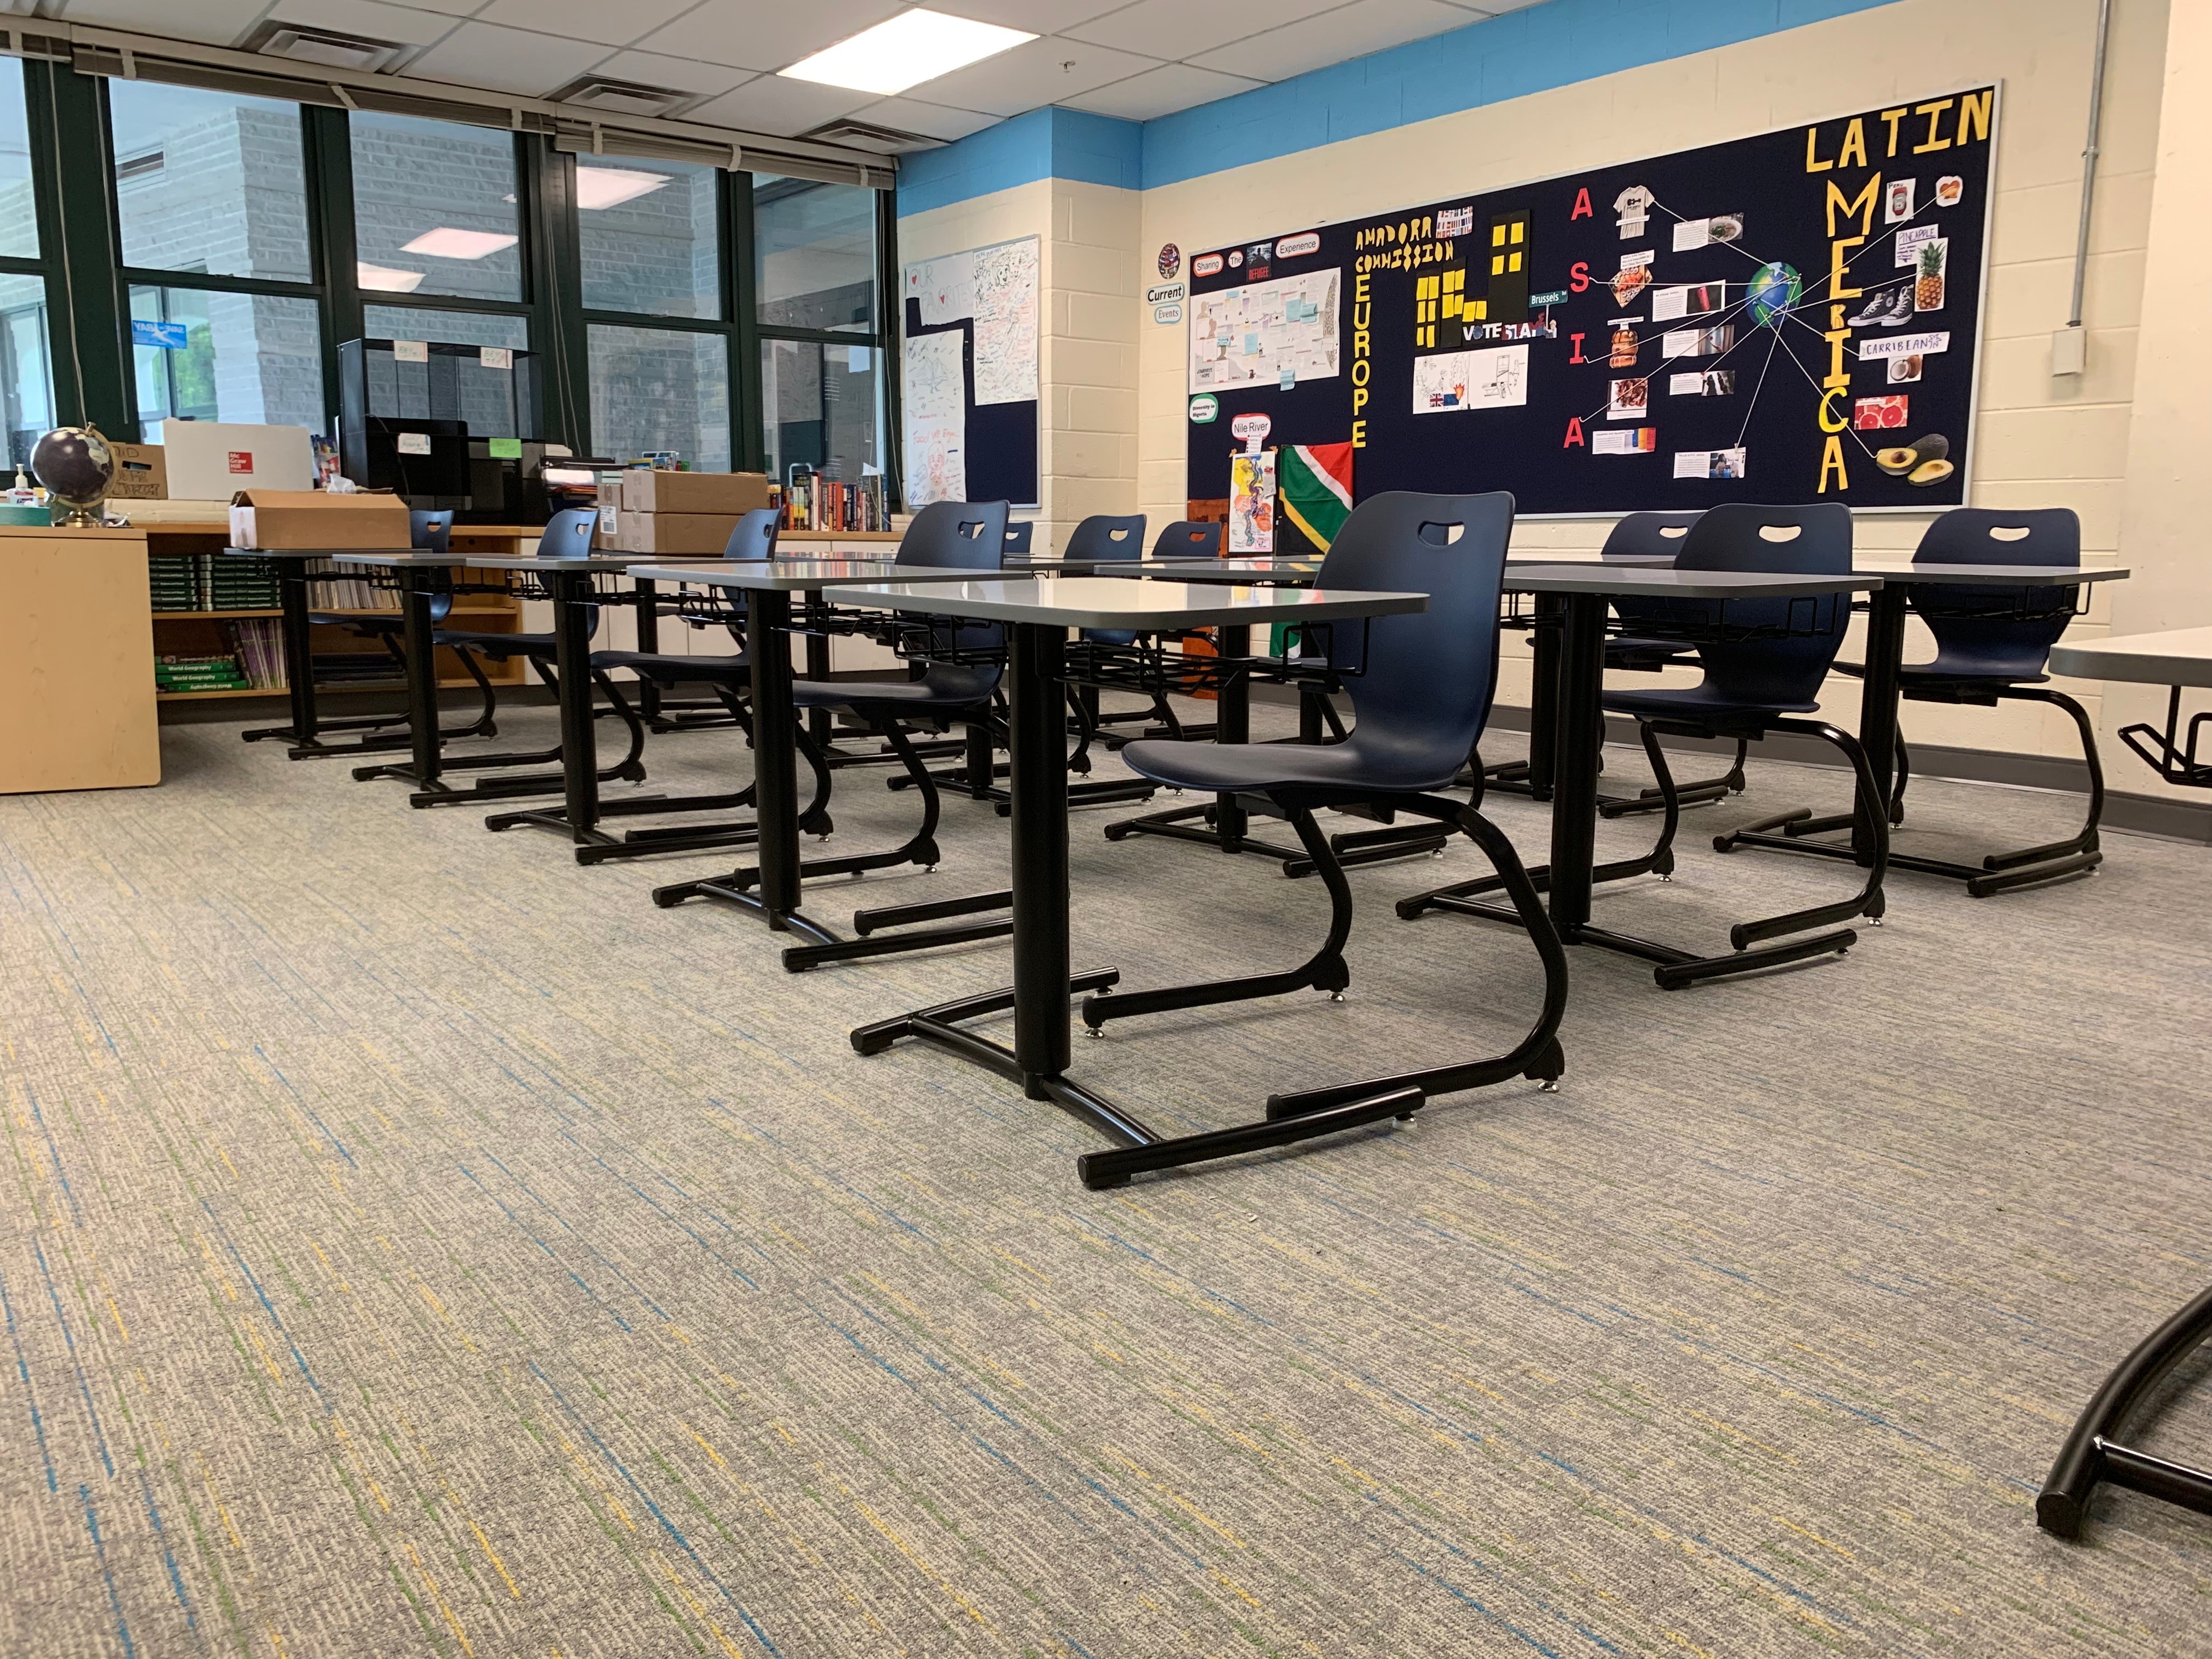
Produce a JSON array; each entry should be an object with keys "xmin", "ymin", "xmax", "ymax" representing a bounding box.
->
[
  {"xmin": 804, "ymin": 629, "xmax": 832, "ymax": 747},
  {"xmin": 1545, "ymin": 594, "xmax": 1607, "ymax": 932},
  {"xmin": 1851, "ymin": 585, "xmax": 1908, "ymax": 856},
  {"xmin": 242, "ymin": 562, "xmax": 321, "ymax": 751},
  {"xmin": 1214, "ymin": 624, "xmax": 1251, "ymax": 842},
  {"xmin": 633, "ymin": 577, "xmax": 663, "ymax": 724},
  {"xmin": 352, "ymin": 568, "xmax": 447, "ymax": 793},
  {"xmin": 1476, "ymin": 594, "xmax": 1561, "ymax": 798},
  {"xmin": 483, "ymin": 569, "xmax": 617, "ymax": 847}
]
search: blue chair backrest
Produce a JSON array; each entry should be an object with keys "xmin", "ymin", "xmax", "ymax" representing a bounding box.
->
[
  {"xmin": 898, "ymin": 500, "xmax": 1007, "ymax": 569},
  {"xmin": 1314, "ymin": 490, "xmax": 1515, "ymax": 788},
  {"xmin": 722, "ymin": 507, "xmax": 778, "ymax": 560},
  {"xmin": 1674, "ymin": 502, "xmax": 1855, "ymax": 707},
  {"xmin": 1910, "ymin": 506, "xmax": 2081, "ymax": 680},
  {"xmin": 1604, "ymin": 510, "xmax": 1706, "ymax": 634},
  {"xmin": 1152, "ymin": 521, "xmax": 1222, "ymax": 560},
  {"xmin": 412, "ymin": 509, "xmax": 456, "ymax": 622},
  {"xmin": 538, "ymin": 506, "xmax": 600, "ymax": 635},
  {"xmin": 1001, "ymin": 521, "xmax": 1034, "ymax": 556},
  {"xmin": 1066, "ymin": 514, "xmax": 1147, "ymax": 563}
]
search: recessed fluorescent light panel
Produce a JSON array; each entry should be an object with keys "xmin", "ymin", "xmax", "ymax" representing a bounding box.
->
[
  {"xmin": 781, "ymin": 9, "xmax": 1034, "ymax": 97},
  {"xmin": 401, "ymin": 228, "xmax": 520, "ymax": 261},
  {"xmin": 356, "ymin": 262, "xmax": 425, "ymax": 292},
  {"xmin": 575, "ymin": 167, "xmax": 672, "ymax": 211}
]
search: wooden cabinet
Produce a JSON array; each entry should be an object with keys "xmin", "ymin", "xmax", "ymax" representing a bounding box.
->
[{"xmin": 0, "ymin": 525, "xmax": 160, "ymax": 793}]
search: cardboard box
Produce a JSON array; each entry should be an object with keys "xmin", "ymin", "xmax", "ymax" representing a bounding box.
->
[
  {"xmin": 613, "ymin": 470, "xmax": 769, "ymax": 516},
  {"xmin": 610, "ymin": 511, "xmax": 749, "ymax": 556},
  {"xmin": 227, "ymin": 490, "xmax": 412, "ymax": 552},
  {"xmin": 108, "ymin": 441, "xmax": 167, "ymax": 500}
]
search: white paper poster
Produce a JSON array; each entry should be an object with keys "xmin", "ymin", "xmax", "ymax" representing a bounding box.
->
[
  {"xmin": 900, "ymin": 330, "xmax": 967, "ymax": 508},
  {"xmin": 1410, "ymin": 344, "xmax": 1528, "ymax": 413},
  {"xmin": 1188, "ymin": 269, "xmax": 1341, "ymax": 394},
  {"xmin": 970, "ymin": 238, "xmax": 1039, "ymax": 405}
]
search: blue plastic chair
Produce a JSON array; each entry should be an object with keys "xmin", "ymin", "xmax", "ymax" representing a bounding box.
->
[
  {"xmin": 1153, "ymin": 521, "xmax": 1223, "ymax": 560},
  {"xmin": 1001, "ymin": 521, "xmax": 1034, "ymax": 557},
  {"xmin": 783, "ymin": 501, "xmax": 1011, "ymax": 877},
  {"xmin": 1600, "ymin": 501, "xmax": 1888, "ymax": 965},
  {"xmin": 1085, "ymin": 491, "xmax": 1567, "ymax": 1107},
  {"xmin": 1748, "ymin": 506, "xmax": 2102, "ymax": 895}
]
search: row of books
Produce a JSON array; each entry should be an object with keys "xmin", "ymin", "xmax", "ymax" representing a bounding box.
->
[
  {"xmin": 148, "ymin": 553, "xmax": 284, "ymax": 612},
  {"xmin": 306, "ymin": 560, "xmax": 400, "ymax": 611},
  {"xmin": 780, "ymin": 475, "xmax": 888, "ymax": 534},
  {"xmin": 154, "ymin": 620, "xmax": 293, "ymax": 693}
]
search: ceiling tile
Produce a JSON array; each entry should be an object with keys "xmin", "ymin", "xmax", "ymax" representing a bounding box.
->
[
  {"xmin": 264, "ymin": 0, "xmax": 465, "ymax": 49},
  {"xmin": 476, "ymin": 0, "xmax": 698, "ymax": 44},
  {"xmin": 942, "ymin": 0, "xmax": 1134, "ymax": 30},
  {"xmin": 1060, "ymin": 61, "xmax": 1259, "ymax": 121},
  {"xmin": 582, "ymin": 48, "xmax": 754, "ymax": 99},
  {"xmin": 1188, "ymin": 0, "xmax": 1475, "ymax": 83},
  {"xmin": 366, "ymin": 0, "xmax": 489, "ymax": 14},
  {"xmin": 849, "ymin": 97, "xmax": 1001, "ymax": 143},
  {"xmin": 404, "ymin": 20, "xmax": 612, "ymax": 95},
  {"xmin": 909, "ymin": 34, "xmax": 1160, "ymax": 119},
  {"xmin": 59, "ymin": 0, "xmax": 270, "ymax": 45},
  {"xmin": 633, "ymin": 0, "xmax": 906, "ymax": 73},
  {"xmin": 1065, "ymin": 0, "xmax": 1345, "ymax": 61},
  {"xmin": 686, "ymin": 74, "xmax": 877, "ymax": 138}
]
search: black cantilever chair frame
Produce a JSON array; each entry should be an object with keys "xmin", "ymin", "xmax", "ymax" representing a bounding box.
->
[
  {"xmin": 654, "ymin": 500, "xmax": 1024, "ymax": 972},
  {"xmin": 1077, "ymin": 490, "xmax": 1569, "ymax": 1113},
  {"xmin": 1717, "ymin": 505, "xmax": 2102, "ymax": 898},
  {"xmin": 1595, "ymin": 501, "xmax": 1888, "ymax": 985}
]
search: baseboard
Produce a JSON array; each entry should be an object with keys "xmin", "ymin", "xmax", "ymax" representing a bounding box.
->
[{"xmin": 1249, "ymin": 682, "xmax": 2212, "ymax": 846}]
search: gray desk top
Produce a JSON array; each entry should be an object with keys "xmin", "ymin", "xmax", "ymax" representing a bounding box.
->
[
  {"xmin": 1860, "ymin": 561, "xmax": 2129, "ymax": 586},
  {"xmin": 2050, "ymin": 627, "xmax": 2212, "ymax": 688},
  {"xmin": 631, "ymin": 558, "xmax": 1000, "ymax": 591},
  {"xmin": 817, "ymin": 576, "xmax": 1426, "ymax": 630},
  {"xmin": 461, "ymin": 553, "xmax": 655, "ymax": 572},
  {"xmin": 229, "ymin": 544, "xmax": 420, "ymax": 560},
  {"xmin": 1505, "ymin": 565, "xmax": 1885, "ymax": 598},
  {"xmin": 330, "ymin": 549, "xmax": 476, "ymax": 567}
]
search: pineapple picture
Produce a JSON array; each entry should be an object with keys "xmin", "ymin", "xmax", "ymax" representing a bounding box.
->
[{"xmin": 1915, "ymin": 238, "xmax": 1948, "ymax": 312}]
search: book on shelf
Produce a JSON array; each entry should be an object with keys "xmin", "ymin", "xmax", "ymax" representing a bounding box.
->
[{"xmin": 777, "ymin": 474, "xmax": 887, "ymax": 534}]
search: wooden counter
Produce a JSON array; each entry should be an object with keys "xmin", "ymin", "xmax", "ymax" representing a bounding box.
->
[{"xmin": 0, "ymin": 524, "xmax": 159, "ymax": 792}]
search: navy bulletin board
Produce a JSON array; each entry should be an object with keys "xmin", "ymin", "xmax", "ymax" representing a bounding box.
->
[{"xmin": 1184, "ymin": 86, "xmax": 1997, "ymax": 521}]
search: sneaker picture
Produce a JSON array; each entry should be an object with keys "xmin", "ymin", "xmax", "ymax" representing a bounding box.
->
[
  {"xmin": 1882, "ymin": 285, "xmax": 1916, "ymax": 326},
  {"xmin": 1846, "ymin": 292, "xmax": 1894, "ymax": 326}
]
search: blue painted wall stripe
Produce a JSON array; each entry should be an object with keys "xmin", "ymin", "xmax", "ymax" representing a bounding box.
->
[{"xmin": 896, "ymin": 0, "xmax": 1905, "ymax": 218}]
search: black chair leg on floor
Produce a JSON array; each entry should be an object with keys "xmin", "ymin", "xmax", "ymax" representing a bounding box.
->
[
  {"xmin": 2038, "ymin": 1282, "xmax": 2212, "ymax": 1539},
  {"xmin": 1697, "ymin": 717, "xmax": 1888, "ymax": 947},
  {"xmin": 1080, "ymin": 805, "xmax": 1352, "ymax": 1031}
]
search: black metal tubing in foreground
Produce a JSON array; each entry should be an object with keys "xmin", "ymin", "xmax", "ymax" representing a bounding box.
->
[
  {"xmin": 2039, "ymin": 1284, "xmax": 2212, "ymax": 1539},
  {"xmin": 849, "ymin": 622, "xmax": 1567, "ymax": 1190}
]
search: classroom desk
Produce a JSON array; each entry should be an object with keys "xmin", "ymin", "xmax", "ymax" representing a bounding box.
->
[
  {"xmin": 330, "ymin": 550, "xmax": 473, "ymax": 797},
  {"xmin": 628, "ymin": 560, "xmax": 1000, "ymax": 944},
  {"xmin": 827, "ymin": 577, "xmax": 1427, "ymax": 1189},
  {"xmin": 224, "ymin": 544, "xmax": 415, "ymax": 760},
  {"xmin": 2027, "ymin": 625, "xmax": 2212, "ymax": 1540},
  {"xmin": 1407, "ymin": 566, "xmax": 1888, "ymax": 986}
]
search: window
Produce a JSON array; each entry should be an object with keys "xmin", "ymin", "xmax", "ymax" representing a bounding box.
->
[
  {"xmin": 109, "ymin": 81, "xmax": 312, "ymax": 283},
  {"xmin": 761, "ymin": 337, "xmax": 881, "ymax": 483},
  {"xmin": 579, "ymin": 157, "xmax": 720, "ymax": 320},
  {"xmin": 751, "ymin": 173, "xmax": 887, "ymax": 489},
  {"xmin": 753, "ymin": 175, "xmax": 876, "ymax": 333},
  {"xmin": 590, "ymin": 324, "xmax": 730, "ymax": 471},
  {"xmin": 0, "ymin": 63, "xmax": 47, "ymax": 468},
  {"xmin": 351, "ymin": 112, "xmax": 521, "ymax": 303},
  {"xmin": 129, "ymin": 285, "xmax": 323, "ymax": 432}
]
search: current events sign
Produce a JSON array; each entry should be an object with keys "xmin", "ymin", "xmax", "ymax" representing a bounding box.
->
[{"xmin": 1184, "ymin": 87, "xmax": 1996, "ymax": 517}]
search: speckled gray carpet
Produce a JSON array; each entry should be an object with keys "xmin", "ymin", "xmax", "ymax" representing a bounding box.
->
[{"xmin": 4, "ymin": 704, "xmax": 2209, "ymax": 1658}]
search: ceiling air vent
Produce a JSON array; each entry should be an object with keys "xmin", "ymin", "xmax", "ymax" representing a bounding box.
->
[
  {"xmin": 241, "ymin": 22, "xmax": 408, "ymax": 75},
  {"xmin": 797, "ymin": 118, "xmax": 943, "ymax": 154},
  {"xmin": 551, "ymin": 77, "xmax": 697, "ymax": 120}
]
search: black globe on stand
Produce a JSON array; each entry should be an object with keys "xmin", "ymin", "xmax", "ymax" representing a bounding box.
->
[{"xmin": 31, "ymin": 424, "xmax": 115, "ymax": 527}]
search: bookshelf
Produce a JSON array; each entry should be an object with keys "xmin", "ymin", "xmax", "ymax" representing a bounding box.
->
[{"xmin": 143, "ymin": 521, "xmax": 537, "ymax": 705}]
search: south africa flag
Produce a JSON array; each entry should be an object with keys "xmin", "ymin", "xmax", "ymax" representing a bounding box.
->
[
  {"xmin": 1275, "ymin": 442, "xmax": 1353, "ymax": 654},
  {"xmin": 1278, "ymin": 442, "xmax": 1353, "ymax": 553}
]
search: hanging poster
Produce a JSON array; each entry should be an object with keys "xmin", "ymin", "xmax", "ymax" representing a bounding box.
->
[
  {"xmin": 1229, "ymin": 449, "xmax": 1276, "ymax": 553},
  {"xmin": 1183, "ymin": 86, "xmax": 1996, "ymax": 515},
  {"xmin": 901, "ymin": 235, "xmax": 1040, "ymax": 506}
]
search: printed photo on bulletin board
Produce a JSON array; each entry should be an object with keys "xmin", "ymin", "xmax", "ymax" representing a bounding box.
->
[{"xmin": 1183, "ymin": 87, "xmax": 1997, "ymax": 520}]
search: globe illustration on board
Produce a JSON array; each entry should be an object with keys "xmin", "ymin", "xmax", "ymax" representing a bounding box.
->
[
  {"xmin": 1748, "ymin": 261, "xmax": 1802, "ymax": 328},
  {"xmin": 31, "ymin": 424, "xmax": 115, "ymax": 524}
]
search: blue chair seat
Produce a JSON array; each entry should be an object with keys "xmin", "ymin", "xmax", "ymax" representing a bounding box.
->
[
  {"xmin": 1601, "ymin": 682, "xmax": 1819, "ymax": 723},
  {"xmin": 1832, "ymin": 658, "xmax": 2050, "ymax": 689},
  {"xmin": 792, "ymin": 667, "xmax": 997, "ymax": 712},
  {"xmin": 1120, "ymin": 735, "xmax": 1452, "ymax": 800},
  {"xmin": 435, "ymin": 628, "xmax": 556, "ymax": 659},
  {"xmin": 592, "ymin": 650, "xmax": 749, "ymax": 683}
]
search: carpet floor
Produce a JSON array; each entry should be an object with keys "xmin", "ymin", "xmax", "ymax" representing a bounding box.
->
[{"xmin": 3, "ymin": 704, "xmax": 2209, "ymax": 1658}]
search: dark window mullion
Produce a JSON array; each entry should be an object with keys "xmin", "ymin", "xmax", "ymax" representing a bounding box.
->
[
  {"xmin": 731, "ymin": 168, "xmax": 764, "ymax": 473},
  {"xmin": 114, "ymin": 268, "xmax": 322, "ymax": 302}
]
